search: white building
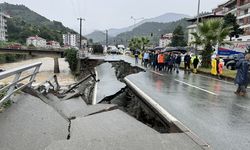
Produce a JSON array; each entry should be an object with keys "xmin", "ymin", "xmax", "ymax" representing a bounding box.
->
[
  {"xmin": 26, "ymin": 35, "xmax": 47, "ymax": 48},
  {"xmin": 47, "ymin": 41, "xmax": 61, "ymax": 49},
  {"xmin": 186, "ymin": 13, "xmax": 224, "ymax": 48},
  {"xmin": 159, "ymin": 33, "xmax": 173, "ymax": 48},
  {"xmin": 63, "ymin": 33, "xmax": 77, "ymax": 47},
  {"xmin": 213, "ymin": 0, "xmax": 250, "ymax": 41},
  {"xmin": 0, "ymin": 12, "xmax": 10, "ymax": 41},
  {"xmin": 76, "ymin": 34, "xmax": 88, "ymax": 49}
]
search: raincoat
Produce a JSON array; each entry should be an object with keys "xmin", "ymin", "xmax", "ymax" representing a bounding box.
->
[
  {"xmin": 158, "ymin": 54, "xmax": 164, "ymax": 64},
  {"xmin": 211, "ymin": 59, "xmax": 217, "ymax": 75},
  {"xmin": 235, "ymin": 54, "xmax": 249, "ymax": 85},
  {"xmin": 211, "ymin": 58, "xmax": 223, "ymax": 75}
]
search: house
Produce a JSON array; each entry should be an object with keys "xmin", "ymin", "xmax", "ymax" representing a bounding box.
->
[
  {"xmin": 159, "ymin": 33, "xmax": 173, "ymax": 48},
  {"xmin": 26, "ymin": 35, "xmax": 46, "ymax": 48},
  {"xmin": 47, "ymin": 41, "xmax": 61, "ymax": 49}
]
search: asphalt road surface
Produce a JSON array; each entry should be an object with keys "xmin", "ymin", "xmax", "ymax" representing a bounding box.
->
[{"xmin": 126, "ymin": 69, "xmax": 250, "ymax": 150}]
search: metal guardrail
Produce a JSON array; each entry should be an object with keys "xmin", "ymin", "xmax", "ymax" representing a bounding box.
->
[{"xmin": 0, "ymin": 62, "xmax": 42, "ymax": 105}]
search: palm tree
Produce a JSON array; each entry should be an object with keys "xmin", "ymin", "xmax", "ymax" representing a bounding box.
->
[
  {"xmin": 191, "ymin": 19, "xmax": 232, "ymax": 68},
  {"xmin": 141, "ymin": 37, "xmax": 150, "ymax": 51},
  {"xmin": 129, "ymin": 37, "xmax": 150, "ymax": 51}
]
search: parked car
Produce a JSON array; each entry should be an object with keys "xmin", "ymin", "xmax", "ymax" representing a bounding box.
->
[
  {"xmin": 107, "ymin": 46, "xmax": 121, "ymax": 54},
  {"xmin": 223, "ymin": 54, "xmax": 239, "ymax": 70}
]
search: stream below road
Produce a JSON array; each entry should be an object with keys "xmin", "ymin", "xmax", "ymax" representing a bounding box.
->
[{"xmin": 0, "ymin": 57, "xmax": 75, "ymax": 86}]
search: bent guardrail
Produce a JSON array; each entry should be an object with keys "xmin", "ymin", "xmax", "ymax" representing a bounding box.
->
[{"xmin": 0, "ymin": 62, "xmax": 42, "ymax": 105}]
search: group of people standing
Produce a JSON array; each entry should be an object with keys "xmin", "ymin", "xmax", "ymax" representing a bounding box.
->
[
  {"xmin": 211, "ymin": 55, "xmax": 224, "ymax": 79},
  {"xmin": 139, "ymin": 50, "xmax": 182, "ymax": 73},
  {"xmin": 134, "ymin": 49, "xmax": 250, "ymax": 96},
  {"xmin": 135, "ymin": 50, "xmax": 199, "ymax": 74}
]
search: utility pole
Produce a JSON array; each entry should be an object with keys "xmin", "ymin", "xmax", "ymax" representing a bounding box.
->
[
  {"xmin": 195, "ymin": 0, "xmax": 201, "ymax": 55},
  {"xmin": 196, "ymin": 0, "xmax": 200, "ymax": 25},
  {"xmin": 77, "ymin": 18, "xmax": 85, "ymax": 49},
  {"xmin": 106, "ymin": 30, "xmax": 108, "ymax": 48},
  {"xmin": 130, "ymin": 16, "xmax": 144, "ymax": 38}
]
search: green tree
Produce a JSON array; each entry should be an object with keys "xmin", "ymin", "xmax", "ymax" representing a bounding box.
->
[
  {"xmin": 64, "ymin": 48, "xmax": 78, "ymax": 72},
  {"xmin": 191, "ymin": 19, "xmax": 232, "ymax": 68},
  {"xmin": 170, "ymin": 25, "xmax": 187, "ymax": 47},
  {"xmin": 223, "ymin": 13, "xmax": 244, "ymax": 41},
  {"xmin": 129, "ymin": 37, "xmax": 141, "ymax": 50},
  {"xmin": 141, "ymin": 37, "xmax": 150, "ymax": 51},
  {"xmin": 129, "ymin": 37, "xmax": 150, "ymax": 51}
]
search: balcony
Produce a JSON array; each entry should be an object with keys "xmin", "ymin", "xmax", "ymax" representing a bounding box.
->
[
  {"xmin": 226, "ymin": 7, "xmax": 237, "ymax": 14},
  {"xmin": 238, "ymin": 1, "xmax": 250, "ymax": 9},
  {"xmin": 237, "ymin": 12, "xmax": 250, "ymax": 19}
]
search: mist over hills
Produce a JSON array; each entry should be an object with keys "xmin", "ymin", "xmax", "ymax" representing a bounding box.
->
[{"xmin": 86, "ymin": 13, "xmax": 190, "ymax": 43}]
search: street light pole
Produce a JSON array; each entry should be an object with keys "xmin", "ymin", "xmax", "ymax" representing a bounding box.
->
[
  {"xmin": 195, "ymin": 0, "xmax": 201, "ymax": 55},
  {"xmin": 196, "ymin": 0, "xmax": 200, "ymax": 25},
  {"xmin": 130, "ymin": 16, "xmax": 144, "ymax": 37},
  {"xmin": 77, "ymin": 18, "xmax": 85, "ymax": 49}
]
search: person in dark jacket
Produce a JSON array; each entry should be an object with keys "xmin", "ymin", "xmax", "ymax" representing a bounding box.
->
[
  {"xmin": 184, "ymin": 53, "xmax": 191, "ymax": 71},
  {"xmin": 235, "ymin": 54, "xmax": 250, "ymax": 96},
  {"xmin": 167, "ymin": 53, "xmax": 174, "ymax": 72},
  {"xmin": 193, "ymin": 56, "xmax": 199, "ymax": 74},
  {"xmin": 134, "ymin": 49, "xmax": 140, "ymax": 64},
  {"xmin": 175, "ymin": 53, "xmax": 182, "ymax": 74}
]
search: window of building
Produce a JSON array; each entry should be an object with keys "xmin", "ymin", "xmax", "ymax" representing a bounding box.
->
[
  {"xmin": 239, "ymin": 19, "xmax": 244, "ymax": 25},
  {"xmin": 244, "ymin": 9, "xmax": 248, "ymax": 15}
]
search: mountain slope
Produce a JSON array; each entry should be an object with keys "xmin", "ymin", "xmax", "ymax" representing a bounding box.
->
[
  {"xmin": 0, "ymin": 2, "xmax": 76, "ymax": 44},
  {"xmin": 107, "ymin": 13, "xmax": 190, "ymax": 37},
  {"xmin": 109, "ymin": 19, "xmax": 190, "ymax": 46},
  {"xmin": 85, "ymin": 31, "xmax": 112, "ymax": 43}
]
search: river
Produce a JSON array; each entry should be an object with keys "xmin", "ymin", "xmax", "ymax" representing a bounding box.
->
[{"xmin": 0, "ymin": 57, "xmax": 76, "ymax": 86}]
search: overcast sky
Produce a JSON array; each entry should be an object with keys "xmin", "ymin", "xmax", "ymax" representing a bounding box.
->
[{"xmin": 3, "ymin": 0, "xmax": 226, "ymax": 34}]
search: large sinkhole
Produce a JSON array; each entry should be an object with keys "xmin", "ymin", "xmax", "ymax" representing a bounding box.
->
[{"xmin": 79, "ymin": 59, "xmax": 180, "ymax": 133}]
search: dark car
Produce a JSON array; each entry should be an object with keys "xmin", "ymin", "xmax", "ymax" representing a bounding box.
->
[{"xmin": 223, "ymin": 54, "xmax": 239, "ymax": 70}]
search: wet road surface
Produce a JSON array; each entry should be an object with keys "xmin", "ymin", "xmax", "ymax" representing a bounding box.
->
[{"xmin": 126, "ymin": 70, "xmax": 250, "ymax": 150}]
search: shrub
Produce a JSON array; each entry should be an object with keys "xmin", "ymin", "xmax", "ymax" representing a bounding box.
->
[{"xmin": 64, "ymin": 48, "xmax": 78, "ymax": 72}]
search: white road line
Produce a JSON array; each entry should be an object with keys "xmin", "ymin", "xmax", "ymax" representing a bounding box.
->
[
  {"xmin": 195, "ymin": 73, "xmax": 234, "ymax": 85},
  {"xmin": 150, "ymin": 70, "xmax": 164, "ymax": 76},
  {"xmin": 175, "ymin": 79, "xmax": 218, "ymax": 96},
  {"xmin": 92, "ymin": 68, "xmax": 98, "ymax": 105}
]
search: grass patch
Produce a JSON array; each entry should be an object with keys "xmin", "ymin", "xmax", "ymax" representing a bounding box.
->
[
  {"xmin": 2, "ymin": 100, "xmax": 12, "ymax": 108},
  {"xmin": 0, "ymin": 89, "xmax": 12, "ymax": 110},
  {"xmin": 180, "ymin": 63, "xmax": 236, "ymax": 79}
]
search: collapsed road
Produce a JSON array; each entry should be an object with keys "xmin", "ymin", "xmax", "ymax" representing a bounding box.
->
[{"xmin": 0, "ymin": 55, "xmax": 208, "ymax": 150}]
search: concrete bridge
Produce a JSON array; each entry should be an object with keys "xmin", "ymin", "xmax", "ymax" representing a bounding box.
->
[{"xmin": 0, "ymin": 48, "xmax": 65, "ymax": 73}]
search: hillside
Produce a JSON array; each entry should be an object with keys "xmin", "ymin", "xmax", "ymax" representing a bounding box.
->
[
  {"xmin": 86, "ymin": 12, "xmax": 190, "ymax": 43},
  {"xmin": 0, "ymin": 2, "xmax": 76, "ymax": 44},
  {"xmin": 85, "ymin": 31, "xmax": 112, "ymax": 43},
  {"xmin": 108, "ymin": 12, "xmax": 190, "ymax": 37},
  {"xmin": 108, "ymin": 19, "xmax": 190, "ymax": 46}
]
